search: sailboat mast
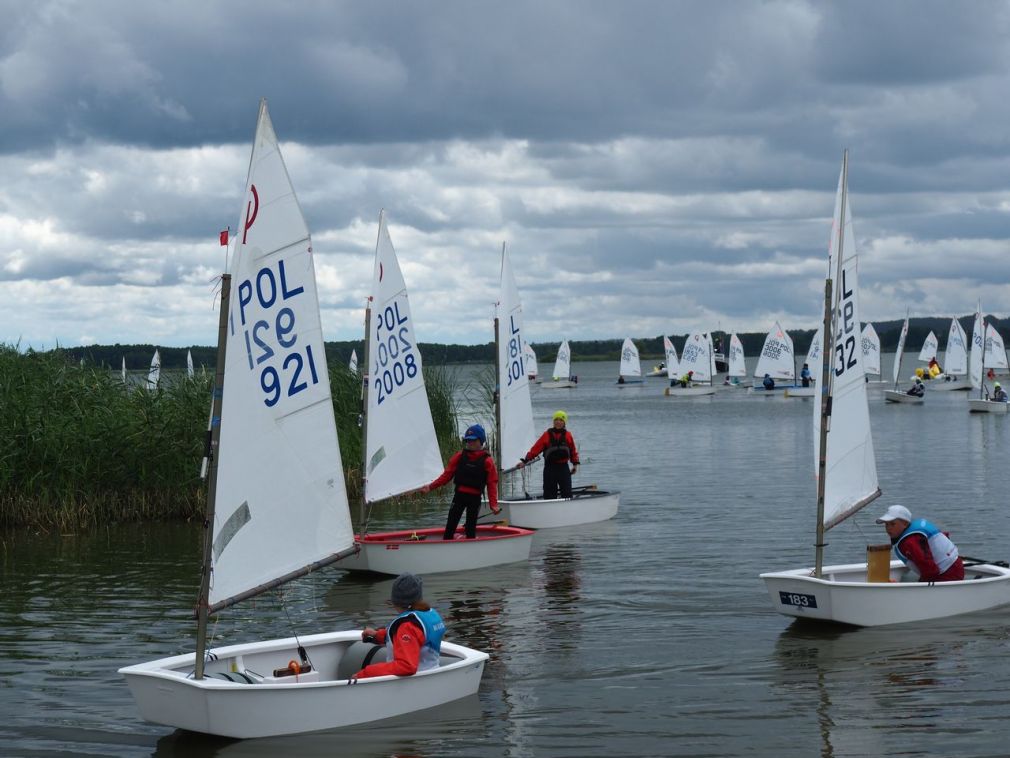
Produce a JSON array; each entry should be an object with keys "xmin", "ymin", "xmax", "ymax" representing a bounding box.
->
[
  {"xmin": 195, "ymin": 274, "xmax": 231, "ymax": 680},
  {"xmin": 814, "ymin": 150, "xmax": 848, "ymax": 577},
  {"xmin": 494, "ymin": 242, "xmax": 505, "ymax": 491},
  {"xmin": 359, "ymin": 211, "xmax": 383, "ymax": 532}
]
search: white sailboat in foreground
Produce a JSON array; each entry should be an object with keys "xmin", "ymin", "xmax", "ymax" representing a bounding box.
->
[
  {"xmin": 119, "ymin": 101, "xmax": 487, "ymax": 738},
  {"xmin": 760, "ymin": 152, "xmax": 1010, "ymax": 627},
  {"xmin": 883, "ymin": 312, "xmax": 922, "ymax": 405},
  {"xmin": 542, "ymin": 339, "xmax": 577, "ymax": 388},
  {"xmin": 492, "ymin": 244, "xmax": 619, "ymax": 528},
  {"xmin": 339, "ymin": 215, "xmax": 533, "ymax": 575}
]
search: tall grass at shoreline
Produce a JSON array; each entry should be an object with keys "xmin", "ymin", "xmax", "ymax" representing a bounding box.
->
[{"xmin": 0, "ymin": 345, "xmax": 460, "ymax": 531}]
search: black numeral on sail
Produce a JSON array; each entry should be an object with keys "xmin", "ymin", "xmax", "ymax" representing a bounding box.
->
[{"xmin": 834, "ymin": 269, "xmax": 857, "ymax": 377}]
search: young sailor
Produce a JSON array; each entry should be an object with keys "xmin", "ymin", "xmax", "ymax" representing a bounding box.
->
[
  {"xmin": 422, "ymin": 424, "xmax": 499, "ymax": 539},
  {"xmin": 355, "ymin": 573, "xmax": 446, "ymax": 678},
  {"xmin": 518, "ymin": 410, "xmax": 580, "ymax": 499},
  {"xmin": 876, "ymin": 504, "xmax": 964, "ymax": 582}
]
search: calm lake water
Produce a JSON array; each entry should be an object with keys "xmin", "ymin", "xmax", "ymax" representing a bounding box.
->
[{"xmin": 4, "ymin": 357, "xmax": 1010, "ymax": 757}]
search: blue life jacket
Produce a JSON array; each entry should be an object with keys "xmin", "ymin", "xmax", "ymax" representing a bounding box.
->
[
  {"xmin": 386, "ymin": 608, "xmax": 446, "ymax": 672},
  {"xmin": 894, "ymin": 518, "xmax": 958, "ymax": 574}
]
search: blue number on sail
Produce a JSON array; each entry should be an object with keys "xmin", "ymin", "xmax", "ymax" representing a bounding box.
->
[{"xmin": 374, "ymin": 299, "xmax": 420, "ymax": 405}]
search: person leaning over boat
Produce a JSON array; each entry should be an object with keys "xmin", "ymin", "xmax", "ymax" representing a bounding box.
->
[
  {"xmin": 672, "ymin": 370, "xmax": 694, "ymax": 388},
  {"xmin": 994, "ymin": 382, "xmax": 1009, "ymax": 402},
  {"xmin": 906, "ymin": 377, "xmax": 925, "ymax": 397},
  {"xmin": 800, "ymin": 363, "xmax": 812, "ymax": 387},
  {"xmin": 518, "ymin": 410, "xmax": 580, "ymax": 499},
  {"xmin": 355, "ymin": 573, "xmax": 445, "ymax": 679},
  {"xmin": 421, "ymin": 424, "xmax": 499, "ymax": 540},
  {"xmin": 762, "ymin": 373, "xmax": 775, "ymax": 390},
  {"xmin": 876, "ymin": 505, "xmax": 964, "ymax": 582}
]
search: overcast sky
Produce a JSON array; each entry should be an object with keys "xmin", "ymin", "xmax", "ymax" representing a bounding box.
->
[{"xmin": 2, "ymin": 0, "xmax": 1009, "ymax": 350}]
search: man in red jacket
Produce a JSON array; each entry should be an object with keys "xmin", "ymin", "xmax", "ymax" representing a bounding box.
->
[
  {"xmin": 422, "ymin": 424, "xmax": 499, "ymax": 539},
  {"xmin": 518, "ymin": 410, "xmax": 580, "ymax": 499}
]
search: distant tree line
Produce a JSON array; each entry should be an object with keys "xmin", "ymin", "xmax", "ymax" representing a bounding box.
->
[{"xmin": 51, "ymin": 315, "xmax": 1004, "ymax": 368}]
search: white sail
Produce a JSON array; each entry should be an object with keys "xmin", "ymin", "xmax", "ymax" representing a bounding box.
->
[
  {"xmin": 212, "ymin": 100, "xmax": 353, "ymax": 607},
  {"xmin": 707, "ymin": 333, "xmax": 717, "ymax": 378},
  {"xmin": 679, "ymin": 332, "xmax": 712, "ymax": 382},
  {"xmin": 146, "ymin": 349, "xmax": 161, "ymax": 391},
  {"xmin": 364, "ymin": 212, "xmax": 443, "ymax": 503},
  {"xmin": 728, "ymin": 333, "xmax": 746, "ymax": 378},
  {"xmin": 892, "ymin": 315, "xmax": 909, "ymax": 387},
  {"xmin": 523, "ymin": 342, "xmax": 538, "ymax": 378},
  {"xmin": 970, "ymin": 308, "xmax": 985, "ymax": 390},
  {"xmin": 814, "ymin": 157, "xmax": 879, "ymax": 530},
  {"xmin": 498, "ymin": 245, "xmax": 537, "ymax": 468},
  {"xmin": 349, "ymin": 349, "xmax": 358, "ymax": 374},
  {"xmin": 985, "ymin": 323, "xmax": 1009, "ymax": 369},
  {"xmin": 860, "ymin": 323, "xmax": 881, "ymax": 376},
  {"xmin": 552, "ymin": 340, "xmax": 571, "ymax": 380},
  {"xmin": 917, "ymin": 331, "xmax": 938, "ymax": 362},
  {"xmin": 619, "ymin": 337, "xmax": 641, "ymax": 377},
  {"xmin": 121, "ymin": 357, "xmax": 127, "ymax": 384},
  {"xmin": 805, "ymin": 327, "xmax": 823, "ymax": 369},
  {"xmin": 945, "ymin": 318, "xmax": 968, "ymax": 376},
  {"xmin": 663, "ymin": 336, "xmax": 680, "ymax": 379},
  {"xmin": 754, "ymin": 322, "xmax": 795, "ymax": 380},
  {"xmin": 187, "ymin": 349, "xmax": 195, "ymax": 378}
]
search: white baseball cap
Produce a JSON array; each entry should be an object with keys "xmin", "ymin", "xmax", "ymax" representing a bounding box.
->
[{"xmin": 875, "ymin": 504, "xmax": 912, "ymax": 524}]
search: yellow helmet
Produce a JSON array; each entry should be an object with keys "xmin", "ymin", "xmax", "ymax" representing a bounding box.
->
[{"xmin": 552, "ymin": 410, "xmax": 567, "ymax": 423}]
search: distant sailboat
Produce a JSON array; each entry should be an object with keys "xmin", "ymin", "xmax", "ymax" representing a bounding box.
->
[
  {"xmin": 969, "ymin": 307, "xmax": 1010, "ymax": 414},
  {"xmin": 665, "ymin": 331, "xmax": 716, "ymax": 396},
  {"xmin": 883, "ymin": 312, "xmax": 922, "ymax": 404},
  {"xmin": 931, "ymin": 317, "xmax": 969, "ymax": 391},
  {"xmin": 348, "ymin": 348, "xmax": 358, "ymax": 374},
  {"xmin": 524, "ymin": 341, "xmax": 538, "ymax": 381},
  {"xmin": 616, "ymin": 337, "xmax": 643, "ymax": 385},
  {"xmin": 121, "ymin": 357, "xmax": 127, "ymax": 384},
  {"xmin": 751, "ymin": 322, "xmax": 796, "ymax": 392},
  {"xmin": 542, "ymin": 339, "xmax": 576, "ymax": 389},
  {"xmin": 725, "ymin": 333, "xmax": 746, "ymax": 387},
  {"xmin": 186, "ymin": 349, "xmax": 194, "ymax": 379},
  {"xmin": 861, "ymin": 323, "xmax": 882, "ymax": 380},
  {"xmin": 146, "ymin": 349, "xmax": 160, "ymax": 392}
]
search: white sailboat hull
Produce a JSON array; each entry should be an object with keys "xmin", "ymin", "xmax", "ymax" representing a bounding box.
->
[
  {"xmin": 120, "ymin": 631, "xmax": 486, "ymax": 739},
  {"xmin": 884, "ymin": 390, "xmax": 924, "ymax": 404},
  {"xmin": 783, "ymin": 386, "xmax": 816, "ymax": 397},
  {"xmin": 540, "ymin": 379, "xmax": 576, "ymax": 389},
  {"xmin": 338, "ymin": 525, "xmax": 533, "ymax": 575},
  {"xmin": 748, "ymin": 384, "xmax": 798, "ymax": 394},
  {"xmin": 761, "ymin": 561, "xmax": 1010, "ymax": 627},
  {"xmin": 495, "ymin": 490, "xmax": 620, "ymax": 529},
  {"xmin": 969, "ymin": 398, "xmax": 1009, "ymax": 414},
  {"xmin": 664, "ymin": 385, "xmax": 717, "ymax": 397},
  {"xmin": 928, "ymin": 377, "xmax": 970, "ymax": 391}
]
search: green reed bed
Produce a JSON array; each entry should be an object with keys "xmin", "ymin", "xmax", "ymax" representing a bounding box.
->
[{"xmin": 1, "ymin": 345, "xmax": 461, "ymax": 531}]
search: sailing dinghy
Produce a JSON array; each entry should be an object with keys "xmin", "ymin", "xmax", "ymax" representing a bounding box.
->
[
  {"xmin": 930, "ymin": 317, "xmax": 969, "ymax": 390},
  {"xmin": 541, "ymin": 339, "xmax": 577, "ymax": 388},
  {"xmin": 725, "ymin": 333, "xmax": 747, "ymax": 387},
  {"xmin": 338, "ymin": 213, "xmax": 533, "ymax": 575},
  {"xmin": 492, "ymin": 244, "xmax": 619, "ymax": 528},
  {"xmin": 861, "ymin": 323, "xmax": 883, "ymax": 381},
  {"xmin": 784, "ymin": 328, "xmax": 821, "ymax": 398},
  {"xmin": 968, "ymin": 307, "xmax": 1010, "ymax": 414},
  {"xmin": 750, "ymin": 322, "xmax": 796, "ymax": 392},
  {"xmin": 617, "ymin": 337, "xmax": 643, "ymax": 384},
  {"xmin": 146, "ymin": 349, "xmax": 161, "ymax": 391},
  {"xmin": 524, "ymin": 341, "xmax": 539, "ymax": 382},
  {"xmin": 883, "ymin": 313, "xmax": 923, "ymax": 404},
  {"xmin": 119, "ymin": 101, "xmax": 487, "ymax": 738},
  {"xmin": 760, "ymin": 152, "xmax": 1010, "ymax": 626},
  {"xmin": 665, "ymin": 331, "xmax": 717, "ymax": 396}
]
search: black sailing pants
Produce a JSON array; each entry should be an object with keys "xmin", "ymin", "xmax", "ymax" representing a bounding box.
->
[
  {"xmin": 443, "ymin": 490, "xmax": 481, "ymax": 539},
  {"xmin": 543, "ymin": 462, "xmax": 572, "ymax": 499}
]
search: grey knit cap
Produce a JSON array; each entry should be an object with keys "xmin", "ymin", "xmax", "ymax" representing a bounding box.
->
[{"xmin": 391, "ymin": 573, "xmax": 423, "ymax": 607}]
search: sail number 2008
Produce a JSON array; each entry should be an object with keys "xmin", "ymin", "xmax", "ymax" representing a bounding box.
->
[
  {"xmin": 373, "ymin": 300, "xmax": 419, "ymax": 405},
  {"xmin": 834, "ymin": 268, "xmax": 857, "ymax": 377}
]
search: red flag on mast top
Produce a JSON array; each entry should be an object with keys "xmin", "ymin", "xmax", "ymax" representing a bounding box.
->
[{"xmin": 219, "ymin": 228, "xmax": 229, "ymax": 246}]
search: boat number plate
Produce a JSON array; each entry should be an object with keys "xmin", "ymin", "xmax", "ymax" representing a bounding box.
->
[{"xmin": 778, "ymin": 591, "xmax": 817, "ymax": 608}]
